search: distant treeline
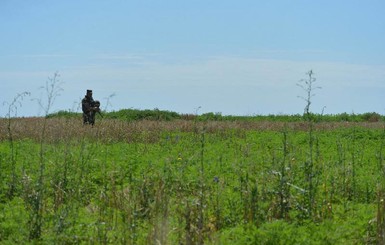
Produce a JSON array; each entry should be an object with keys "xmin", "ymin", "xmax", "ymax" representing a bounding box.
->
[{"xmin": 44, "ymin": 108, "xmax": 384, "ymax": 122}]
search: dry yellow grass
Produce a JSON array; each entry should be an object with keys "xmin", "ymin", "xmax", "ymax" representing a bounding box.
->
[{"xmin": 0, "ymin": 117, "xmax": 383, "ymax": 143}]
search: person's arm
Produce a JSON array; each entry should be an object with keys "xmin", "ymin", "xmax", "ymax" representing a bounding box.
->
[{"xmin": 82, "ymin": 99, "xmax": 91, "ymax": 113}]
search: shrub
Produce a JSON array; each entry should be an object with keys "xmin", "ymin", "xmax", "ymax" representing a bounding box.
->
[
  {"xmin": 361, "ymin": 112, "xmax": 381, "ymax": 122},
  {"xmin": 46, "ymin": 110, "xmax": 80, "ymax": 119},
  {"xmin": 106, "ymin": 108, "xmax": 181, "ymax": 121}
]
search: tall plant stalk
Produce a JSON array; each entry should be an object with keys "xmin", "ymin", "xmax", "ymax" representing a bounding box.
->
[
  {"xmin": 3, "ymin": 92, "xmax": 30, "ymax": 199},
  {"xmin": 197, "ymin": 128, "xmax": 206, "ymax": 245},
  {"xmin": 279, "ymin": 128, "xmax": 290, "ymax": 219},
  {"xmin": 29, "ymin": 72, "xmax": 63, "ymax": 240},
  {"xmin": 297, "ymin": 70, "xmax": 321, "ymax": 218}
]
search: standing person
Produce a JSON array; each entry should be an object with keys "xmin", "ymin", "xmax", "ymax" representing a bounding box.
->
[{"xmin": 82, "ymin": 89, "xmax": 100, "ymax": 125}]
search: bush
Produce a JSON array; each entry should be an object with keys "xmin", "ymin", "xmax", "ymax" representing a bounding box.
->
[
  {"xmin": 361, "ymin": 112, "xmax": 381, "ymax": 122},
  {"xmin": 106, "ymin": 108, "xmax": 181, "ymax": 121},
  {"xmin": 46, "ymin": 110, "xmax": 79, "ymax": 119},
  {"xmin": 199, "ymin": 112, "xmax": 223, "ymax": 121}
]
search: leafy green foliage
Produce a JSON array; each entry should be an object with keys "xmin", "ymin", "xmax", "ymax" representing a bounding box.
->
[
  {"xmin": 0, "ymin": 118, "xmax": 383, "ymax": 243},
  {"xmin": 46, "ymin": 110, "xmax": 80, "ymax": 119},
  {"xmin": 106, "ymin": 108, "xmax": 181, "ymax": 121}
]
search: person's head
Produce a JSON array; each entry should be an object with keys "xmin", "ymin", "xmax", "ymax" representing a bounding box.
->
[{"xmin": 86, "ymin": 89, "xmax": 93, "ymax": 97}]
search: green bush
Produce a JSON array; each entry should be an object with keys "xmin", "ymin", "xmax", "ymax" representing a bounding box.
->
[
  {"xmin": 106, "ymin": 108, "xmax": 180, "ymax": 121},
  {"xmin": 46, "ymin": 110, "xmax": 80, "ymax": 119},
  {"xmin": 361, "ymin": 112, "xmax": 381, "ymax": 122}
]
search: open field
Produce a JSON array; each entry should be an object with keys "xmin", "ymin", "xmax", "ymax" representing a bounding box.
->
[{"xmin": 1, "ymin": 117, "xmax": 385, "ymax": 244}]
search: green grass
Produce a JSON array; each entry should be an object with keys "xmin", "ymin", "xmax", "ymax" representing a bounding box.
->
[{"xmin": 0, "ymin": 117, "xmax": 384, "ymax": 243}]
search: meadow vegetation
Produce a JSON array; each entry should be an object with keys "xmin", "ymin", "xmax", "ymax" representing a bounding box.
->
[
  {"xmin": 1, "ymin": 114, "xmax": 385, "ymax": 244},
  {"xmin": 1, "ymin": 70, "xmax": 384, "ymax": 244},
  {"xmin": 47, "ymin": 108, "xmax": 384, "ymax": 123}
]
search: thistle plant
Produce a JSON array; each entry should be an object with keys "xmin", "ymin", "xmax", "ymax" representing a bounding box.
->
[
  {"xmin": 29, "ymin": 72, "xmax": 63, "ymax": 240},
  {"xmin": 297, "ymin": 70, "xmax": 321, "ymax": 121},
  {"xmin": 297, "ymin": 70, "xmax": 321, "ymax": 219},
  {"xmin": 3, "ymin": 91, "xmax": 30, "ymax": 199}
]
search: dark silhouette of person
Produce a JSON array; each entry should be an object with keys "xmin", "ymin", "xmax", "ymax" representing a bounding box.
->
[{"xmin": 82, "ymin": 89, "xmax": 100, "ymax": 125}]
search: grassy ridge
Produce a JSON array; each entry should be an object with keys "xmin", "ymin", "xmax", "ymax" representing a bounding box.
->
[{"xmin": 0, "ymin": 117, "xmax": 384, "ymax": 243}]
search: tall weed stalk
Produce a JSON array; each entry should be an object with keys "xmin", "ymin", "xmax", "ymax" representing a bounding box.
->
[
  {"xmin": 29, "ymin": 72, "xmax": 63, "ymax": 240},
  {"xmin": 279, "ymin": 128, "xmax": 290, "ymax": 219},
  {"xmin": 3, "ymin": 92, "xmax": 30, "ymax": 199},
  {"xmin": 297, "ymin": 70, "xmax": 321, "ymax": 219},
  {"xmin": 198, "ymin": 128, "xmax": 206, "ymax": 245}
]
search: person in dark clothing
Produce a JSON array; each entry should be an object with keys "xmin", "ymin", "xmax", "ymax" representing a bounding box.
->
[{"xmin": 82, "ymin": 89, "xmax": 100, "ymax": 125}]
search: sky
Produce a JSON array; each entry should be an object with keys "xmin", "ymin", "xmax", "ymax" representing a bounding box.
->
[{"xmin": 1, "ymin": 0, "xmax": 385, "ymax": 117}]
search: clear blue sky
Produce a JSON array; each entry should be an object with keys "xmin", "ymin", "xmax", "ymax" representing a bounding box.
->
[{"xmin": 1, "ymin": 0, "xmax": 385, "ymax": 116}]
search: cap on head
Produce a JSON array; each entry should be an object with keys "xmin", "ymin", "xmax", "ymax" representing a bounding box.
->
[{"xmin": 87, "ymin": 89, "xmax": 92, "ymax": 94}]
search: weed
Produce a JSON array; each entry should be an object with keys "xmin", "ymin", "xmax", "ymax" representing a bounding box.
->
[{"xmin": 3, "ymin": 91, "xmax": 30, "ymax": 199}]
